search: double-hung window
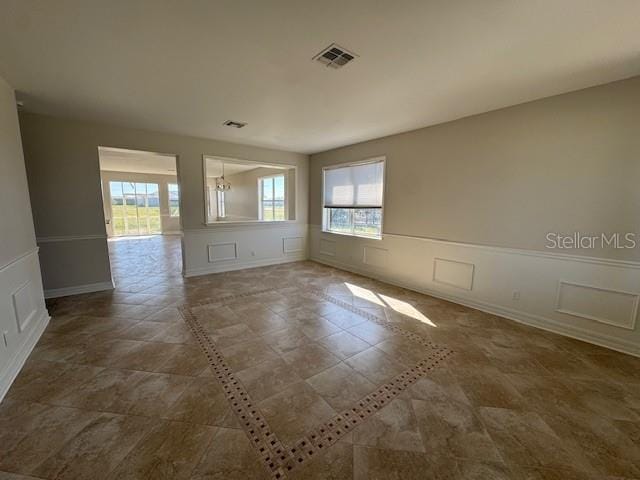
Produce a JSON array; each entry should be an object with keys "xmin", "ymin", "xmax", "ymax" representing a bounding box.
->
[
  {"xmin": 322, "ymin": 157, "xmax": 385, "ymax": 238},
  {"xmin": 259, "ymin": 174, "xmax": 286, "ymax": 221}
]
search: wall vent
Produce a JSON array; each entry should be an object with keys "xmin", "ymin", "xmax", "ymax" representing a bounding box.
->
[
  {"xmin": 313, "ymin": 43, "xmax": 357, "ymax": 69},
  {"xmin": 223, "ymin": 120, "xmax": 247, "ymax": 128}
]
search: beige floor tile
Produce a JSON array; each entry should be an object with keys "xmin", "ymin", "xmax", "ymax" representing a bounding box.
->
[
  {"xmin": 109, "ymin": 420, "xmax": 215, "ymax": 479},
  {"xmin": 33, "ymin": 413, "xmax": 153, "ymax": 480},
  {"xmin": 412, "ymin": 397, "xmax": 502, "ymax": 462},
  {"xmin": 281, "ymin": 342, "xmax": 342, "ymax": 380},
  {"xmin": 345, "ymin": 320, "xmax": 395, "ymax": 345},
  {"xmin": 208, "ymin": 323, "xmax": 259, "ymax": 349},
  {"xmin": 479, "ymin": 407, "xmax": 592, "ymax": 473},
  {"xmin": 163, "ymin": 376, "xmax": 238, "ymax": 427},
  {"xmin": 259, "ymin": 382, "xmax": 336, "ymax": 446},
  {"xmin": 236, "ymin": 357, "xmax": 302, "ymax": 401},
  {"xmin": 191, "ymin": 427, "xmax": 270, "ymax": 480},
  {"xmin": 0, "ymin": 404, "xmax": 100, "ymax": 475},
  {"xmin": 352, "ymin": 398, "xmax": 424, "ymax": 452},
  {"xmin": 220, "ymin": 338, "xmax": 280, "ymax": 371},
  {"xmin": 261, "ymin": 326, "xmax": 314, "ymax": 354},
  {"xmin": 317, "ymin": 331, "xmax": 371, "ymax": 360},
  {"xmin": 306, "ymin": 363, "xmax": 377, "ymax": 412},
  {"xmin": 322, "ymin": 309, "xmax": 368, "ymax": 330},
  {"xmin": 353, "ymin": 445, "xmax": 459, "ymax": 480},
  {"xmin": 345, "ymin": 347, "xmax": 406, "ymax": 385},
  {"xmin": 288, "ymin": 441, "xmax": 353, "ymax": 480}
]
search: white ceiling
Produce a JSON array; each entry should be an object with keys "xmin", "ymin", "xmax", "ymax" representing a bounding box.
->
[
  {"xmin": 99, "ymin": 147, "xmax": 177, "ymax": 175},
  {"xmin": 1, "ymin": 1, "xmax": 639, "ymax": 154}
]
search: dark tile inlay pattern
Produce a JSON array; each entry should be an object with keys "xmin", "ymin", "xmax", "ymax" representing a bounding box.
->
[{"xmin": 179, "ymin": 286, "xmax": 453, "ymax": 478}]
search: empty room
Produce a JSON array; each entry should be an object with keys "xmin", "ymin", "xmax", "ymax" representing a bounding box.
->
[{"xmin": 0, "ymin": 1, "xmax": 639, "ymax": 479}]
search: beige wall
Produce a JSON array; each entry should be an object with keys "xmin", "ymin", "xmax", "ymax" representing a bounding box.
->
[
  {"xmin": 100, "ymin": 170, "xmax": 181, "ymax": 235},
  {"xmin": 310, "ymin": 76, "xmax": 640, "ymax": 262},
  {"xmin": 19, "ymin": 112, "xmax": 309, "ymax": 291},
  {"xmin": 0, "ymin": 78, "xmax": 37, "ymax": 266}
]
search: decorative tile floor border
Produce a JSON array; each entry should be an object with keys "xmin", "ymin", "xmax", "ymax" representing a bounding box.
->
[{"xmin": 179, "ymin": 286, "xmax": 454, "ymax": 479}]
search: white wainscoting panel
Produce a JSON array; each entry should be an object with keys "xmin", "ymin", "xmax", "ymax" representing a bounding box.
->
[
  {"xmin": 183, "ymin": 223, "xmax": 308, "ymax": 277},
  {"xmin": 433, "ymin": 258, "xmax": 474, "ymax": 291},
  {"xmin": 556, "ymin": 281, "xmax": 638, "ymax": 330},
  {"xmin": 319, "ymin": 238, "xmax": 336, "ymax": 257},
  {"xmin": 283, "ymin": 236, "xmax": 305, "ymax": 254},
  {"xmin": 363, "ymin": 246, "xmax": 388, "ymax": 269},
  {"xmin": 208, "ymin": 242, "xmax": 238, "ymax": 263},
  {"xmin": 308, "ymin": 225, "xmax": 640, "ymax": 357},
  {"xmin": 11, "ymin": 281, "xmax": 37, "ymax": 333},
  {"xmin": 1, "ymin": 248, "xmax": 49, "ymax": 400}
]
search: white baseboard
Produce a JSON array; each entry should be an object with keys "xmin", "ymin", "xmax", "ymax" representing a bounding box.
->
[
  {"xmin": 311, "ymin": 255, "xmax": 640, "ymax": 358},
  {"xmin": 184, "ymin": 254, "xmax": 307, "ymax": 277},
  {"xmin": 44, "ymin": 280, "xmax": 115, "ymax": 299},
  {"xmin": 0, "ymin": 310, "xmax": 50, "ymax": 401}
]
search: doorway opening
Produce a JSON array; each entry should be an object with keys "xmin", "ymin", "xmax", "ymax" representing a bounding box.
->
[{"xmin": 98, "ymin": 147, "xmax": 183, "ymax": 285}]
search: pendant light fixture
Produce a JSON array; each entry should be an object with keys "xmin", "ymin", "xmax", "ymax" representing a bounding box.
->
[{"xmin": 215, "ymin": 161, "xmax": 231, "ymax": 191}]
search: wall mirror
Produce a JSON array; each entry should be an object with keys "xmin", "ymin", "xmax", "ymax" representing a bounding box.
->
[{"xmin": 203, "ymin": 155, "xmax": 296, "ymax": 224}]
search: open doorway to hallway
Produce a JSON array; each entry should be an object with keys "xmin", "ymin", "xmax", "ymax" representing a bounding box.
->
[{"xmin": 98, "ymin": 147, "xmax": 183, "ymax": 286}]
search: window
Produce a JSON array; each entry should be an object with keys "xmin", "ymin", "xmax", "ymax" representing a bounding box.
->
[
  {"xmin": 322, "ymin": 158, "xmax": 384, "ymax": 238},
  {"xmin": 109, "ymin": 181, "xmax": 161, "ymax": 236},
  {"xmin": 168, "ymin": 183, "xmax": 180, "ymax": 217},
  {"xmin": 259, "ymin": 174, "xmax": 286, "ymax": 221}
]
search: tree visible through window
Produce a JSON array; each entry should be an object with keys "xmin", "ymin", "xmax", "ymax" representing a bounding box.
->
[
  {"xmin": 259, "ymin": 175, "xmax": 286, "ymax": 221},
  {"xmin": 168, "ymin": 183, "xmax": 180, "ymax": 217}
]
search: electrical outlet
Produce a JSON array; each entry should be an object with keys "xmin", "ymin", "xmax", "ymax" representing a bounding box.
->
[
  {"xmin": 512, "ymin": 291, "xmax": 521, "ymax": 301},
  {"xmin": 250, "ymin": 251, "xmax": 256, "ymax": 257}
]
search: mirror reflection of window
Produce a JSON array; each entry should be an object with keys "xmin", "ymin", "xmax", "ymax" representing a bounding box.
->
[
  {"xmin": 204, "ymin": 156, "xmax": 295, "ymax": 224},
  {"xmin": 259, "ymin": 174, "xmax": 286, "ymax": 221}
]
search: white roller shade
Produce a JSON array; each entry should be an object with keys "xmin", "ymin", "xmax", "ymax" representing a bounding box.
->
[{"xmin": 323, "ymin": 160, "xmax": 384, "ymax": 208}]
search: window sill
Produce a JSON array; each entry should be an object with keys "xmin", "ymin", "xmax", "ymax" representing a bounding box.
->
[
  {"xmin": 321, "ymin": 229, "xmax": 382, "ymax": 241},
  {"xmin": 202, "ymin": 220, "xmax": 297, "ymax": 227}
]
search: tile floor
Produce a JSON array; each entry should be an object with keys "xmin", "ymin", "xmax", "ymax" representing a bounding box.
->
[{"xmin": 1, "ymin": 235, "xmax": 639, "ymax": 479}]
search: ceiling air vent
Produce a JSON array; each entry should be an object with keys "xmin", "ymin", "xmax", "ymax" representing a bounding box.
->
[
  {"xmin": 223, "ymin": 120, "xmax": 247, "ymax": 128},
  {"xmin": 313, "ymin": 43, "xmax": 357, "ymax": 69}
]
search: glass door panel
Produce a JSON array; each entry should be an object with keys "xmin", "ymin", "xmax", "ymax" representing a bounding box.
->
[{"xmin": 109, "ymin": 181, "xmax": 161, "ymax": 236}]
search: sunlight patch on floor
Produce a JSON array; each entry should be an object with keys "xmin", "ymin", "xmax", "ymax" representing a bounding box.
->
[{"xmin": 345, "ymin": 282, "xmax": 437, "ymax": 327}]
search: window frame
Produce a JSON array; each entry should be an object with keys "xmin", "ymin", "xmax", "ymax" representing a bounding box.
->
[
  {"xmin": 258, "ymin": 173, "xmax": 287, "ymax": 222},
  {"xmin": 321, "ymin": 156, "xmax": 386, "ymax": 240},
  {"xmin": 167, "ymin": 183, "xmax": 180, "ymax": 217}
]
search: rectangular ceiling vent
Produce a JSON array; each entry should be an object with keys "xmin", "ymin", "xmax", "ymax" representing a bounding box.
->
[
  {"xmin": 223, "ymin": 120, "xmax": 247, "ymax": 128},
  {"xmin": 313, "ymin": 43, "xmax": 357, "ymax": 69}
]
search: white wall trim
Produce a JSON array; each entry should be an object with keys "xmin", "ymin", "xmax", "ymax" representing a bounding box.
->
[
  {"xmin": 185, "ymin": 253, "xmax": 307, "ymax": 277},
  {"xmin": 186, "ymin": 222, "xmax": 304, "ymax": 233},
  {"xmin": 309, "ymin": 225, "xmax": 640, "ymax": 269},
  {"xmin": 37, "ymin": 234, "xmax": 107, "ymax": 243},
  {"xmin": 310, "ymin": 255, "xmax": 640, "ymax": 357},
  {"xmin": 0, "ymin": 247, "xmax": 39, "ymax": 272},
  {"xmin": 0, "ymin": 308, "xmax": 49, "ymax": 401},
  {"xmin": 44, "ymin": 280, "xmax": 114, "ymax": 299}
]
